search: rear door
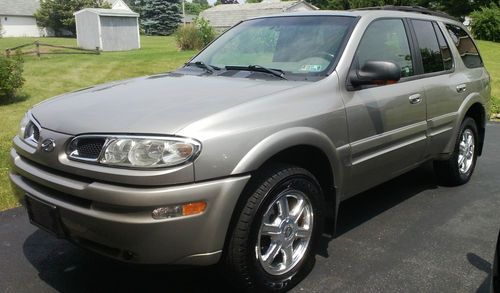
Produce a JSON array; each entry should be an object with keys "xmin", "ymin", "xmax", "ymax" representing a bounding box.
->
[
  {"xmin": 412, "ymin": 21, "xmax": 486, "ymax": 156},
  {"xmin": 408, "ymin": 19, "xmax": 466, "ymax": 156},
  {"xmin": 342, "ymin": 18, "xmax": 428, "ymax": 196}
]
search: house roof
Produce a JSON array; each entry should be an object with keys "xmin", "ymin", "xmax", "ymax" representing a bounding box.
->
[
  {"xmin": 104, "ymin": 0, "xmax": 132, "ymax": 11},
  {"xmin": 200, "ymin": 0, "xmax": 317, "ymax": 27},
  {"xmin": 74, "ymin": 8, "xmax": 139, "ymax": 17},
  {"xmin": 0, "ymin": 0, "xmax": 40, "ymax": 16}
]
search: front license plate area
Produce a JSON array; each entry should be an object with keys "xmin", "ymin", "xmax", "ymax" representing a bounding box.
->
[{"xmin": 25, "ymin": 194, "xmax": 66, "ymax": 238}]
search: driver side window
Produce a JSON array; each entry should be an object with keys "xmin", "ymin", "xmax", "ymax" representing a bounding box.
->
[{"xmin": 356, "ymin": 19, "xmax": 414, "ymax": 78}]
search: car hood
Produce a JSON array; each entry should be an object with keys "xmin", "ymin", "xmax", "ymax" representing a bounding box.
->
[{"xmin": 32, "ymin": 74, "xmax": 308, "ymax": 135}]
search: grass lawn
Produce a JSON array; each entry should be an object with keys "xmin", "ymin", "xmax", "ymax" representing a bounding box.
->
[
  {"xmin": 0, "ymin": 37, "xmax": 498, "ymax": 211},
  {"xmin": 0, "ymin": 36, "xmax": 196, "ymax": 210},
  {"xmin": 477, "ymin": 41, "xmax": 500, "ymax": 114}
]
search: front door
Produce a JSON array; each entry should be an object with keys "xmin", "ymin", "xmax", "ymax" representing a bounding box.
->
[{"xmin": 342, "ymin": 18, "xmax": 428, "ymax": 196}]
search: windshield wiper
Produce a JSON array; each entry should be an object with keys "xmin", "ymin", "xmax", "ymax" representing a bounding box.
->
[
  {"xmin": 225, "ymin": 65, "xmax": 287, "ymax": 80},
  {"xmin": 185, "ymin": 61, "xmax": 220, "ymax": 74}
]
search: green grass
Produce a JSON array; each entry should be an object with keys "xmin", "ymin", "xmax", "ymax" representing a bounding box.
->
[
  {"xmin": 0, "ymin": 36, "xmax": 196, "ymax": 210},
  {"xmin": 477, "ymin": 41, "xmax": 500, "ymax": 115},
  {"xmin": 0, "ymin": 37, "xmax": 498, "ymax": 211}
]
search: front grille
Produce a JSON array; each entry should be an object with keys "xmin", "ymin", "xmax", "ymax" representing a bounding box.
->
[
  {"xmin": 68, "ymin": 137, "xmax": 106, "ymax": 161},
  {"xmin": 24, "ymin": 122, "xmax": 40, "ymax": 145}
]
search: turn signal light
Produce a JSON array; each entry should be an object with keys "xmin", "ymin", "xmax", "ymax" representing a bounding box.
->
[{"xmin": 152, "ymin": 201, "xmax": 207, "ymax": 219}]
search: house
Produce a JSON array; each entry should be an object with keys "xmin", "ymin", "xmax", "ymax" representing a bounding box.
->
[
  {"xmin": 74, "ymin": 1, "xmax": 140, "ymax": 51},
  {"xmin": 105, "ymin": 0, "xmax": 133, "ymax": 11},
  {"xmin": 0, "ymin": 0, "xmax": 46, "ymax": 37},
  {"xmin": 200, "ymin": 0, "xmax": 317, "ymax": 32},
  {"xmin": 183, "ymin": 14, "xmax": 197, "ymax": 25}
]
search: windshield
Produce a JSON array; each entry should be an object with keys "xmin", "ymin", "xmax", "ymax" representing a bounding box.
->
[{"xmin": 191, "ymin": 16, "xmax": 356, "ymax": 80}]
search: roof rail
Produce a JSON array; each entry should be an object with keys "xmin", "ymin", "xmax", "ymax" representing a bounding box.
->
[{"xmin": 352, "ymin": 6, "xmax": 457, "ymax": 21}]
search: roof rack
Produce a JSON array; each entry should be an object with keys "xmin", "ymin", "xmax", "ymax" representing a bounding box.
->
[{"xmin": 353, "ymin": 6, "xmax": 457, "ymax": 21}]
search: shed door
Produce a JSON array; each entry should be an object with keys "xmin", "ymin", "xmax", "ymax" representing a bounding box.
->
[{"xmin": 100, "ymin": 16, "xmax": 139, "ymax": 51}]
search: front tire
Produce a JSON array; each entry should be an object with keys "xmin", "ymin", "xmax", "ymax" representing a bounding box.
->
[
  {"xmin": 434, "ymin": 117, "xmax": 479, "ymax": 186},
  {"xmin": 224, "ymin": 163, "xmax": 324, "ymax": 292}
]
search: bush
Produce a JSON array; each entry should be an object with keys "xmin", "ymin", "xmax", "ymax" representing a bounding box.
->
[
  {"xmin": 175, "ymin": 17, "xmax": 216, "ymax": 50},
  {"xmin": 175, "ymin": 24, "xmax": 204, "ymax": 50},
  {"xmin": 196, "ymin": 17, "xmax": 216, "ymax": 47},
  {"xmin": 470, "ymin": 5, "xmax": 500, "ymax": 42},
  {"xmin": 0, "ymin": 52, "xmax": 25, "ymax": 101}
]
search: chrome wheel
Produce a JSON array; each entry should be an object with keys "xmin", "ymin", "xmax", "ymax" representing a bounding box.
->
[
  {"xmin": 256, "ymin": 190, "xmax": 313, "ymax": 275},
  {"xmin": 458, "ymin": 128, "xmax": 475, "ymax": 174}
]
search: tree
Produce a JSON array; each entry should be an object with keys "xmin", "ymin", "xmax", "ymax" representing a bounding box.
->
[
  {"xmin": 141, "ymin": 0, "xmax": 182, "ymax": 35},
  {"xmin": 185, "ymin": 1, "xmax": 210, "ymax": 15},
  {"xmin": 214, "ymin": 0, "xmax": 239, "ymax": 5},
  {"xmin": 310, "ymin": 0, "xmax": 500, "ymax": 18},
  {"xmin": 470, "ymin": 4, "xmax": 500, "ymax": 42},
  {"xmin": 34, "ymin": 0, "xmax": 110, "ymax": 36}
]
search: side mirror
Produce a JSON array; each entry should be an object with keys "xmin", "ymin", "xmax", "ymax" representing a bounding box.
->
[{"xmin": 350, "ymin": 61, "xmax": 401, "ymax": 86}]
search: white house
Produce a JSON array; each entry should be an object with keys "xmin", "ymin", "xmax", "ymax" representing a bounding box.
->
[
  {"xmin": 200, "ymin": 0, "xmax": 318, "ymax": 32},
  {"xmin": 0, "ymin": 0, "xmax": 46, "ymax": 37},
  {"xmin": 0, "ymin": 0, "xmax": 132, "ymax": 38}
]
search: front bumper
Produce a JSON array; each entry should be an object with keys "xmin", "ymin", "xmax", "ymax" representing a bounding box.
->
[{"xmin": 10, "ymin": 148, "xmax": 250, "ymax": 265}]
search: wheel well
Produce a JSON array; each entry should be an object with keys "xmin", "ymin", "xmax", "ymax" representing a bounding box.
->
[
  {"xmin": 266, "ymin": 145, "xmax": 337, "ymax": 235},
  {"xmin": 222, "ymin": 146, "xmax": 337, "ymax": 255},
  {"xmin": 465, "ymin": 103, "xmax": 486, "ymax": 156}
]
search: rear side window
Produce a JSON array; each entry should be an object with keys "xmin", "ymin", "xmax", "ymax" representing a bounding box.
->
[
  {"xmin": 433, "ymin": 23, "xmax": 453, "ymax": 71},
  {"xmin": 412, "ymin": 20, "xmax": 447, "ymax": 73},
  {"xmin": 445, "ymin": 24, "xmax": 483, "ymax": 68}
]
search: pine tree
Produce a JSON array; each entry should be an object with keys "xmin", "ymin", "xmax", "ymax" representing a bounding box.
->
[{"xmin": 142, "ymin": 0, "xmax": 182, "ymax": 36}]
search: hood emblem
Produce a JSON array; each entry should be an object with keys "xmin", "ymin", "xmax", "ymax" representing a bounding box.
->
[{"xmin": 41, "ymin": 139, "xmax": 56, "ymax": 152}]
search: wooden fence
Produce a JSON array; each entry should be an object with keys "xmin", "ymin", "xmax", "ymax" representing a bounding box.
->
[{"xmin": 5, "ymin": 41, "xmax": 100, "ymax": 57}]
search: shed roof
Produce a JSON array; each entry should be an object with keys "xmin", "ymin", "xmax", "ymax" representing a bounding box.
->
[
  {"xmin": 200, "ymin": 0, "xmax": 317, "ymax": 27},
  {"xmin": 0, "ymin": 0, "xmax": 40, "ymax": 16},
  {"xmin": 74, "ymin": 8, "xmax": 139, "ymax": 17}
]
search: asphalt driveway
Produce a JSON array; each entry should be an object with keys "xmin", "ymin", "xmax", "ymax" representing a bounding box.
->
[{"xmin": 1, "ymin": 123, "xmax": 499, "ymax": 293}]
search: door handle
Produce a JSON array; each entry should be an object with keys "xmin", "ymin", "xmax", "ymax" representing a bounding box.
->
[
  {"xmin": 456, "ymin": 84, "xmax": 467, "ymax": 93},
  {"xmin": 409, "ymin": 94, "xmax": 422, "ymax": 104}
]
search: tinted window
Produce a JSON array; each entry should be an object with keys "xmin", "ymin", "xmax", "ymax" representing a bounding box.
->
[
  {"xmin": 356, "ymin": 19, "xmax": 414, "ymax": 78},
  {"xmin": 433, "ymin": 22, "xmax": 453, "ymax": 70},
  {"xmin": 412, "ymin": 20, "xmax": 445, "ymax": 73},
  {"xmin": 445, "ymin": 24, "xmax": 483, "ymax": 68}
]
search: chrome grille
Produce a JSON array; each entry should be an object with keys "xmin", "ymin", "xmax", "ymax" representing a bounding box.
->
[
  {"xmin": 24, "ymin": 121, "xmax": 40, "ymax": 146},
  {"xmin": 68, "ymin": 137, "xmax": 106, "ymax": 161}
]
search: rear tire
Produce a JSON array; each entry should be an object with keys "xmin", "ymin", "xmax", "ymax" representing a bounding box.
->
[
  {"xmin": 434, "ymin": 117, "xmax": 478, "ymax": 186},
  {"xmin": 224, "ymin": 163, "xmax": 324, "ymax": 292}
]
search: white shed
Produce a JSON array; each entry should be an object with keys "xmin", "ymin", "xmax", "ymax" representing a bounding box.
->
[{"xmin": 74, "ymin": 8, "xmax": 140, "ymax": 51}]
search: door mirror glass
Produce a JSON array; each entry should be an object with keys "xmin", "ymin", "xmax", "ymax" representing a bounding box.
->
[{"xmin": 350, "ymin": 60, "xmax": 401, "ymax": 86}]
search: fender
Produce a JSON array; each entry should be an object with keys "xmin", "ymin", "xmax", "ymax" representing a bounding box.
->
[
  {"xmin": 441, "ymin": 92, "xmax": 486, "ymax": 156},
  {"xmin": 231, "ymin": 126, "xmax": 347, "ymax": 200}
]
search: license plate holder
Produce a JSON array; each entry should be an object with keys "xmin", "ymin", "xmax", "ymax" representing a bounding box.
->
[{"xmin": 25, "ymin": 194, "xmax": 66, "ymax": 238}]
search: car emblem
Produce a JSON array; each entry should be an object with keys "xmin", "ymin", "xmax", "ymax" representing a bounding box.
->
[{"xmin": 41, "ymin": 139, "xmax": 56, "ymax": 152}]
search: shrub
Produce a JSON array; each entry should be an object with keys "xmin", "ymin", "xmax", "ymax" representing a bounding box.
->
[
  {"xmin": 175, "ymin": 24, "xmax": 203, "ymax": 50},
  {"xmin": 175, "ymin": 17, "xmax": 216, "ymax": 50},
  {"xmin": 196, "ymin": 17, "xmax": 216, "ymax": 47},
  {"xmin": 470, "ymin": 4, "xmax": 500, "ymax": 42},
  {"xmin": 0, "ymin": 52, "xmax": 25, "ymax": 101}
]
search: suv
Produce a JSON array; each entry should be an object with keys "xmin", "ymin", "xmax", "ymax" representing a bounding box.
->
[{"xmin": 10, "ymin": 7, "xmax": 489, "ymax": 292}]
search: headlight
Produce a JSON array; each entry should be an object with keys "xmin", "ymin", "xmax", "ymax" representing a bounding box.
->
[
  {"xmin": 18, "ymin": 112, "xmax": 40, "ymax": 145},
  {"xmin": 68, "ymin": 135, "xmax": 201, "ymax": 168},
  {"xmin": 18, "ymin": 114, "xmax": 30, "ymax": 138}
]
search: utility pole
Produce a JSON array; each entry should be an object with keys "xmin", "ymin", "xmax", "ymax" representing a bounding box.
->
[{"xmin": 182, "ymin": 0, "xmax": 186, "ymax": 25}]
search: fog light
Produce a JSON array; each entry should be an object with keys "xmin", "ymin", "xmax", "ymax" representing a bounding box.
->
[{"xmin": 152, "ymin": 201, "xmax": 206, "ymax": 219}]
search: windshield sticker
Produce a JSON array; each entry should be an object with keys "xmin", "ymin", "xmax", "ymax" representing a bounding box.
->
[{"xmin": 300, "ymin": 65, "xmax": 323, "ymax": 72}]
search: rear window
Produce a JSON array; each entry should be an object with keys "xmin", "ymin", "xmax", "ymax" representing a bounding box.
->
[{"xmin": 445, "ymin": 24, "xmax": 483, "ymax": 68}]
